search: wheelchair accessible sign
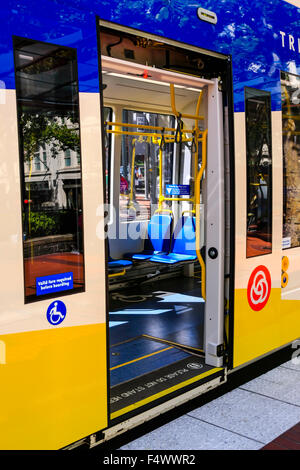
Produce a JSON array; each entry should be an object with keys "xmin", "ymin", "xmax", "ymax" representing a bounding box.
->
[
  {"xmin": 166, "ymin": 184, "xmax": 190, "ymax": 196},
  {"xmin": 47, "ymin": 300, "xmax": 67, "ymax": 325}
]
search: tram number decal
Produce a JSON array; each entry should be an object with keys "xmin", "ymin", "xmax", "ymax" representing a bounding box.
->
[{"xmin": 247, "ymin": 265, "xmax": 271, "ymax": 311}]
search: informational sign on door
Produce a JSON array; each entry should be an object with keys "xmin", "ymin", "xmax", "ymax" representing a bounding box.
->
[
  {"xmin": 282, "ymin": 237, "xmax": 291, "ymax": 249},
  {"xmin": 36, "ymin": 272, "xmax": 73, "ymax": 296},
  {"xmin": 165, "ymin": 184, "xmax": 190, "ymax": 196}
]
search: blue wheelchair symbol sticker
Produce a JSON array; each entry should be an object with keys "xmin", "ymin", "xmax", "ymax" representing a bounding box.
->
[{"xmin": 47, "ymin": 300, "xmax": 67, "ymax": 325}]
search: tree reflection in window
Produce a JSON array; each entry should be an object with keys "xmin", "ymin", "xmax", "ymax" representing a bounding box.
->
[
  {"xmin": 14, "ymin": 37, "xmax": 84, "ymax": 302},
  {"xmin": 245, "ymin": 88, "xmax": 272, "ymax": 258}
]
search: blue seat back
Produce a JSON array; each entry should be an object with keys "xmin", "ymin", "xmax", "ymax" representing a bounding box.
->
[
  {"xmin": 171, "ymin": 216, "xmax": 196, "ymax": 255},
  {"xmin": 144, "ymin": 213, "xmax": 172, "ymax": 253}
]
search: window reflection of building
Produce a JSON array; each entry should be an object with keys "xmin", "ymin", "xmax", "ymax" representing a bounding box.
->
[
  {"xmin": 14, "ymin": 37, "xmax": 85, "ymax": 302},
  {"xmin": 281, "ymin": 71, "xmax": 300, "ymax": 249},
  {"xmin": 24, "ymin": 144, "xmax": 81, "ymax": 211},
  {"xmin": 245, "ymin": 87, "xmax": 272, "ymax": 258}
]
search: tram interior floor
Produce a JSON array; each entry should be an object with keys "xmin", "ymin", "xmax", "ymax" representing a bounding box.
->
[{"xmin": 109, "ymin": 276, "xmax": 204, "ymax": 387}]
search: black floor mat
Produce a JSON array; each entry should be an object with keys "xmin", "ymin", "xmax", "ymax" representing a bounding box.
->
[{"xmin": 110, "ymin": 354, "xmax": 223, "ymax": 421}]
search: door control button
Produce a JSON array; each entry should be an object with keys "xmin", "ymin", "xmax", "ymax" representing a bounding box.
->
[{"xmin": 208, "ymin": 247, "xmax": 218, "ymax": 259}]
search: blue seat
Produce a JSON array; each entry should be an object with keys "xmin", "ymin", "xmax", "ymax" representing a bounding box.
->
[
  {"xmin": 108, "ymin": 243, "xmax": 133, "ymax": 274},
  {"xmin": 108, "ymin": 257, "xmax": 133, "ymax": 269},
  {"xmin": 149, "ymin": 216, "xmax": 197, "ymax": 264},
  {"xmin": 126, "ymin": 213, "xmax": 173, "ymax": 261}
]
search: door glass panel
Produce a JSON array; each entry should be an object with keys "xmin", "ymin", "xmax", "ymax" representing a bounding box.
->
[
  {"xmin": 245, "ymin": 87, "xmax": 272, "ymax": 258},
  {"xmin": 281, "ymin": 71, "xmax": 300, "ymax": 250},
  {"xmin": 120, "ymin": 110, "xmax": 175, "ymax": 222},
  {"xmin": 14, "ymin": 37, "xmax": 85, "ymax": 302}
]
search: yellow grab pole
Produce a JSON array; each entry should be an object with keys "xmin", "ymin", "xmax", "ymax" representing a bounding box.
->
[
  {"xmin": 195, "ymin": 90, "xmax": 203, "ymax": 129},
  {"xmin": 106, "ymin": 129, "xmax": 168, "ymax": 138},
  {"xmin": 108, "ymin": 269, "xmax": 126, "ymax": 278},
  {"xmin": 129, "ymin": 139, "xmax": 136, "ymax": 207},
  {"xmin": 105, "ymin": 121, "xmax": 176, "ymax": 133},
  {"xmin": 170, "ymin": 83, "xmax": 179, "ymax": 117},
  {"xmin": 193, "ymin": 90, "xmax": 203, "ymax": 201},
  {"xmin": 283, "ymin": 87, "xmax": 291, "ymax": 116},
  {"xmin": 154, "ymin": 208, "xmax": 173, "ymax": 215},
  {"xmin": 170, "ymin": 84, "xmax": 205, "ymax": 121},
  {"xmin": 195, "ymin": 129, "xmax": 207, "ymax": 300},
  {"xmin": 158, "ymin": 144, "xmax": 163, "ymax": 210},
  {"xmin": 182, "ymin": 210, "xmax": 196, "ymax": 216},
  {"xmin": 163, "ymin": 197, "xmax": 194, "ymax": 202},
  {"xmin": 106, "ymin": 128, "xmax": 203, "ymax": 143}
]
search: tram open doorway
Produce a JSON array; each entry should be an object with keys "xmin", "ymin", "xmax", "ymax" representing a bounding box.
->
[{"xmin": 99, "ymin": 22, "xmax": 230, "ymax": 422}]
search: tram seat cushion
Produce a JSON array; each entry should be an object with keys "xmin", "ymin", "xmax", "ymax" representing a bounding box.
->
[
  {"xmin": 108, "ymin": 258, "xmax": 133, "ymax": 276},
  {"xmin": 130, "ymin": 251, "xmax": 162, "ymax": 261},
  {"xmin": 150, "ymin": 216, "xmax": 197, "ymax": 264},
  {"xmin": 108, "ymin": 258, "xmax": 133, "ymax": 268},
  {"xmin": 108, "ymin": 240, "xmax": 133, "ymax": 269},
  {"xmin": 126, "ymin": 213, "xmax": 172, "ymax": 260}
]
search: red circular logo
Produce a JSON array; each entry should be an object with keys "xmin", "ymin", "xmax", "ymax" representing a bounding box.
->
[{"xmin": 247, "ymin": 265, "xmax": 271, "ymax": 311}]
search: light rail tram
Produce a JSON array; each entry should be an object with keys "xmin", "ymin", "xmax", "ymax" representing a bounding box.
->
[{"xmin": 0, "ymin": 0, "xmax": 299, "ymax": 449}]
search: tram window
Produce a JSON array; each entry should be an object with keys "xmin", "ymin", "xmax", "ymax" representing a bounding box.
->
[
  {"xmin": 245, "ymin": 88, "xmax": 272, "ymax": 258},
  {"xmin": 103, "ymin": 106, "xmax": 113, "ymax": 204},
  {"xmin": 14, "ymin": 37, "xmax": 85, "ymax": 302},
  {"xmin": 281, "ymin": 71, "xmax": 300, "ymax": 249},
  {"xmin": 120, "ymin": 110, "xmax": 175, "ymax": 222}
]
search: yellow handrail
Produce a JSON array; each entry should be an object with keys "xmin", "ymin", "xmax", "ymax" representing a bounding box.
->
[
  {"xmin": 154, "ymin": 208, "xmax": 173, "ymax": 215},
  {"xmin": 282, "ymin": 114, "xmax": 300, "ymax": 120},
  {"xmin": 163, "ymin": 197, "xmax": 194, "ymax": 202},
  {"xmin": 106, "ymin": 121, "xmax": 176, "ymax": 132},
  {"xmin": 105, "ymin": 120, "xmax": 199, "ymax": 135},
  {"xmin": 159, "ymin": 145, "xmax": 163, "ymax": 209},
  {"xmin": 129, "ymin": 139, "xmax": 136, "ymax": 206},
  {"xmin": 195, "ymin": 129, "xmax": 207, "ymax": 300},
  {"xmin": 182, "ymin": 210, "xmax": 196, "ymax": 216},
  {"xmin": 106, "ymin": 128, "xmax": 200, "ymax": 144},
  {"xmin": 195, "ymin": 90, "xmax": 203, "ymax": 129},
  {"xmin": 170, "ymin": 84, "xmax": 204, "ymax": 121},
  {"xmin": 106, "ymin": 129, "xmax": 168, "ymax": 138},
  {"xmin": 283, "ymin": 87, "xmax": 291, "ymax": 116},
  {"xmin": 108, "ymin": 269, "xmax": 126, "ymax": 278}
]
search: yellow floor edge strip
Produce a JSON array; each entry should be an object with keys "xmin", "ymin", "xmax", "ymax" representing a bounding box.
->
[
  {"xmin": 111, "ymin": 366, "xmax": 222, "ymax": 420},
  {"xmin": 110, "ymin": 346, "xmax": 173, "ymax": 371},
  {"xmin": 142, "ymin": 334, "xmax": 204, "ymax": 353}
]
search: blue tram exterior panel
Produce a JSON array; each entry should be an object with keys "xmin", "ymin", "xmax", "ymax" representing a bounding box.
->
[{"xmin": 0, "ymin": 0, "xmax": 299, "ymax": 111}]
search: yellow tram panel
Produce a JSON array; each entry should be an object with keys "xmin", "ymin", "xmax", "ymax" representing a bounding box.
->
[{"xmin": 0, "ymin": 324, "xmax": 107, "ymax": 450}]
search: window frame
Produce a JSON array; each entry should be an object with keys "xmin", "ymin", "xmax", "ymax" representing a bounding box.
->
[
  {"xmin": 13, "ymin": 36, "xmax": 86, "ymax": 303},
  {"xmin": 281, "ymin": 70, "xmax": 300, "ymax": 251},
  {"xmin": 244, "ymin": 86, "xmax": 273, "ymax": 259},
  {"xmin": 119, "ymin": 108, "xmax": 176, "ymax": 224}
]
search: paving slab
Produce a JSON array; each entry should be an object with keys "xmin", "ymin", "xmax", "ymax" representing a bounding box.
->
[
  {"xmin": 120, "ymin": 415, "xmax": 262, "ymax": 450},
  {"xmin": 240, "ymin": 366, "xmax": 300, "ymax": 406},
  {"xmin": 279, "ymin": 358, "xmax": 300, "ymax": 372},
  {"xmin": 187, "ymin": 388, "xmax": 300, "ymax": 444}
]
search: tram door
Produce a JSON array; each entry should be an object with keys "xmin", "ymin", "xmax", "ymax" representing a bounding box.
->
[
  {"xmin": 99, "ymin": 23, "xmax": 228, "ymax": 422},
  {"xmin": 280, "ymin": 72, "xmax": 300, "ymax": 341},
  {"xmin": 0, "ymin": 38, "xmax": 108, "ymax": 449}
]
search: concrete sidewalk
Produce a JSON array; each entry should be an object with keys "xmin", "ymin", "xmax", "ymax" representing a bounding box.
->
[{"xmin": 120, "ymin": 357, "xmax": 300, "ymax": 450}]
